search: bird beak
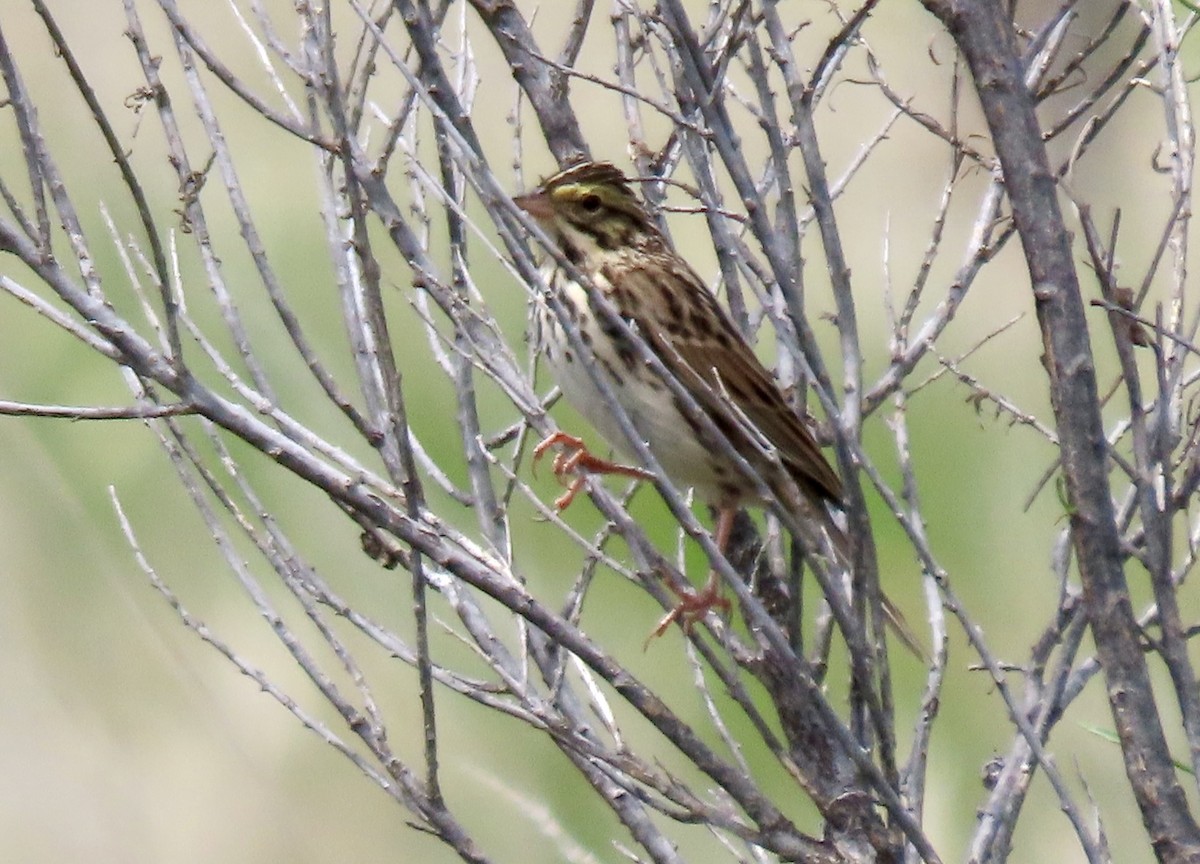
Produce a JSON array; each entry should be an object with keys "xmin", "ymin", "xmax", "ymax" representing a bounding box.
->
[{"xmin": 514, "ymin": 191, "xmax": 552, "ymax": 221}]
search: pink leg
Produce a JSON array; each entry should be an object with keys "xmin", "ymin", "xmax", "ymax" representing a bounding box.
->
[
  {"xmin": 649, "ymin": 508, "xmax": 735, "ymax": 641},
  {"xmin": 533, "ymin": 431, "xmax": 653, "ymax": 511}
]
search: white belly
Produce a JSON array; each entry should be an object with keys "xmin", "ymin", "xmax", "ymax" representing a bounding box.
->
[{"xmin": 536, "ymin": 275, "xmax": 728, "ymax": 501}]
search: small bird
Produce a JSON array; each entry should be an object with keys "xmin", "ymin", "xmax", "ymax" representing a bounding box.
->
[{"xmin": 515, "ymin": 160, "xmax": 916, "ymax": 652}]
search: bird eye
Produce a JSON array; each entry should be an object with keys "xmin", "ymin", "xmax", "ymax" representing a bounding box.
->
[{"xmin": 581, "ymin": 193, "xmax": 602, "ymax": 212}]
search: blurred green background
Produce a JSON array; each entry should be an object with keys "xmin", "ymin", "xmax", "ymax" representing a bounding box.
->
[{"xmin": 0, "ymin": 1, "xmax": 1190, "ymax": 862}]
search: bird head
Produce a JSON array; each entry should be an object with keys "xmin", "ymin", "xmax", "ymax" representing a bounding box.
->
[{"xmin": 514, "ymin": 161, "xmax": 659, "ymax": 263}]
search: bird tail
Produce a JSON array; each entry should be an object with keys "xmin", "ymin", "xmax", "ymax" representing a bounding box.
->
[
  {"xmin": 817, "ymin": 505, "xmax": 926, "ymax": 661},
  {"xmin": 881, "ymin": 592, "xmax": 927, "ymax": 661}
]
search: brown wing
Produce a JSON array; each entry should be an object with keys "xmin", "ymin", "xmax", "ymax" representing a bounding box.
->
[{"xmin": 608, "ymin": 254, "xmax": 844, "ymax": 506}]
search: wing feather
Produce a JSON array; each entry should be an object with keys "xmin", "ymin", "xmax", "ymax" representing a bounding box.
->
[{"xmin": 609, "ymin": 256, "xmax": 843, "ymax": 505}]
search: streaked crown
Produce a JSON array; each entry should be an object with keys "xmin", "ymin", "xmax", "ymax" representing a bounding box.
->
[{"xmin": 515, "ymin": 161, "xmax": 660, "ymax": 256}]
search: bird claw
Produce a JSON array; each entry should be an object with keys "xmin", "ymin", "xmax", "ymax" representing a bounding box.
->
[
  {"xmin": 533, "ymin": 431, "xmax": 653, "ymax": 511},
  {"xmin": 645, "ymin": 577, "xmax": 732, "ymax": 647}
]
